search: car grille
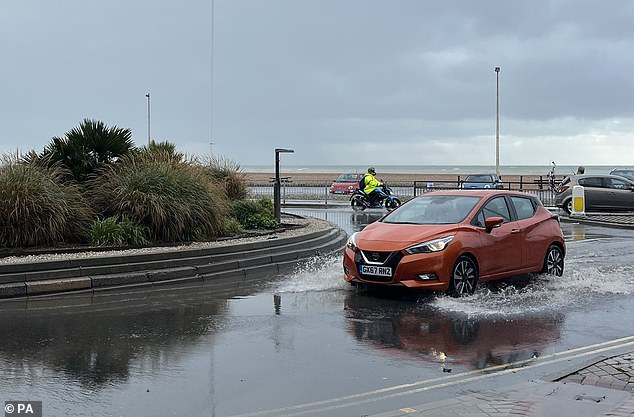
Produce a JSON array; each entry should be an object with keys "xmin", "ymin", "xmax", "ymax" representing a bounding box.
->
[{"xmin": 355, "ymin": 250, "xmax": 404, "ymax": 283}]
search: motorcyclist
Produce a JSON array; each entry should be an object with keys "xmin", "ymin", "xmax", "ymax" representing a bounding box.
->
[{"xmin": 363, "ymin": 167, "xmax": 386, "ymax": 207}]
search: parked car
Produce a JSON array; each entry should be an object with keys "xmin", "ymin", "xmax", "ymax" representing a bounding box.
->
[
  {"xmin": 461, "ymin": 173, "xmax": 503, "ymax": 189},
  {"xmin": 330, "ymin": 173, "xmax": 363, "ymax": 194},
  {"xmin": 343, "ymin": 190, "xmax": 565, "ymax": 297},
  {"xmin": 555, "ymin": 174, "xmax": 634, "ymax": 214},
  {"xmin": 609, "ymin": 168, "xmax": 634, "ymax": 182}
]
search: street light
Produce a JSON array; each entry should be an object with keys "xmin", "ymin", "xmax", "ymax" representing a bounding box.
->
[
  {"xmin": 146, "ymin": 93, "xmax": 151, "ymax": 146},
  {"xmin": 494, "ymin": 67, "xmax": 501, "ymax": 178},
  {"xmin": 209, "ymin": 141, "xmax": 215, "ymax": 157},
  {"xmin": 274, "ymin": 148, "xmax": 294, "ymax": 221}
]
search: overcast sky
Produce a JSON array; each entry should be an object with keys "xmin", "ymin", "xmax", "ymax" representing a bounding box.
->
[{"xmin": 1, "ymin": 0, "xmax": 633, "ymax": 167}]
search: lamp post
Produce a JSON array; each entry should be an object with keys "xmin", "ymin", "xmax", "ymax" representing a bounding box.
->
[
  {"xmin": 274, "ymin": 148, "xmax": 294, "ymax": 221},
  {"xmin": 209, "ymin": 141, "xmax": 215, "ymax": 157},
  {"xmin": 146, "ymin": 93, "xmax": 151, "ymax": 146},
  {"xmin": 494, "ymin": 67, "xmax": 500, "ymax": 178}
]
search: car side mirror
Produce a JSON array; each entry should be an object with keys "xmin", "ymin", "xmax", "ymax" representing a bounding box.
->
[{"xmin": 484, "ymin": 216, "xmax": 504, "ymax": 232}]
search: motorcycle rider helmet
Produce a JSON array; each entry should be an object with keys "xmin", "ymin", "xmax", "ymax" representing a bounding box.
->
[{"xmin": 367, "ymin": 167, "xmax": 376, "ymax": 175}]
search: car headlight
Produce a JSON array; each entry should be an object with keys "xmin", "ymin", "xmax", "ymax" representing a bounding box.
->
[
  {"xmin": 405, "ymin": 236, "xmax": 454, "ymax": 255},
  {"xmin": 346, "ymin": 232, "xmax": 358, "ymax": 251}
]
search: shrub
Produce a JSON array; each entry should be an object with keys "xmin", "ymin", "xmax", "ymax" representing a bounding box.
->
[
  {"xmin": 40, "ymin": 119, "xmax": 136, "ymax": 183},
  {"xmin": 203, "ymin": 156, "xmax": 248, "ymax": 200},
  {"xmin": 140, "ymin": 140, "xmax": 185, "ymax": 163},
  {"xmin": 232, "ymin": 198, "xmax": 280, "ymax": 230},
  {"xmin": 88, "ymin": 152, "xmax": 229, "ymax": 242},
  {"xmin": 221, "ymin": 217, "xmax": 244, "ymax": 236},
  {"xmin": 0, "ymin": 156, "xmax": 93, "ymax": 247},
  {"xmin": 90, "ymin": 217, "xmax": 150, "ymax": 246}
]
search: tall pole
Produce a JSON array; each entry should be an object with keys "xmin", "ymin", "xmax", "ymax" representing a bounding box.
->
[
  {"xmin": 274, "ymin": 148, "xmax": 294, "ymax": 221},
  {"xmin": 146, "ymin": 93, "xmax": 151, "ymax": 146},
  {"xmin": 210, "ymin": 0, "xmax": 215, "ymax": 160},
  {"xmin": 494, "ymin": 67, "xmax": 500, "ymax": 178}
]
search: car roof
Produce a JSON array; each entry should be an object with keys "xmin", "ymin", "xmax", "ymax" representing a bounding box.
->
[
  {"xmin": 419, "ymin": 189, "xmax": 533, "ymax": 198},
  {"xmin": 465, "ymin": 173, "xmax": 497, "ymax": 176},
  {"xmin": 568, "ymin": 174, "xmax": 634, "ymax": 183}
]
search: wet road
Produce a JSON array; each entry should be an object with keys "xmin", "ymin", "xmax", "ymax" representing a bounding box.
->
[{"xmin": 0, "ymin": 208, "xmax": 633, "ymax": 417}]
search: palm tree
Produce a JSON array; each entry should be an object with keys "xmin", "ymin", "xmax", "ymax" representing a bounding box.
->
[{"xmin": 42, "ymin": 119, "xmax": 136, "ymax": 182}]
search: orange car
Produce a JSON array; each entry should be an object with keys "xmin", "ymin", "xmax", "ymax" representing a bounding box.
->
[{"xmin": 343, "ymin": 190, "xmax": 565, "ymax": 296}]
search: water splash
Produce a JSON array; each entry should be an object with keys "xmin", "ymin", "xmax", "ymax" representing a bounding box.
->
[
  {"xmin": 274, "ymin": 254, "xmax": 348, "ymax": 293},
  {"xmin": 433, "ymin": 262, "xmax": 634, "ymax": 317},
  {"xmin": 275, "ymin": 248, "xmax": 634, "ymax": 317}
]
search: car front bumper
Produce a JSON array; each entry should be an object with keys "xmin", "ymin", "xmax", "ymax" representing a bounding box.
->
[{"xmin": 342, "ymin": 247, "xmax": 453, "ymax": 291}]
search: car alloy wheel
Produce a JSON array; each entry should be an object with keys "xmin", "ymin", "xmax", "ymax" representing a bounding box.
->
[
  {"xmin": 563, "ymin": 198, "xmax": 572, "ymax": 215},
  {"xmin": 450, "ymin": 256, "xmax": 478, "ymax": 297},
  {"xmin": 542, "ymin": 244, "xmax": 564, "ymax": 276}
]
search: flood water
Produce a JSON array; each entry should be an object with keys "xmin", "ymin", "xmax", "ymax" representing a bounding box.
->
[{"xmin": 0, "ymin": 209, "xmax": 633, "ymax": 417}]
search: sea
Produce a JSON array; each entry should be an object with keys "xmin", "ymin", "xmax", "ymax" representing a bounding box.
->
[{"xmin": 242, "ymin": 164, "xmax": 620, "ymax": 176}]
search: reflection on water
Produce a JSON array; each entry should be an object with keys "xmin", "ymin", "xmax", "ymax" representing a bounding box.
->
[
  {"xmin": 0, "ymin": 274, "xmax": 273, "ymax": 394},
  {"xmin": 343, "ymin": 292, "xmax": 563, "ymax": 370},
  {"xmin": 349, "ymin": 211, "xmax": 385, "ymax": 232},
  {"xmin": 0, "ymin": 289, "xmax": 228, "ymax": 390}
]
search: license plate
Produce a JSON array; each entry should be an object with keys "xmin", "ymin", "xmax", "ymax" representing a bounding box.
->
[{"xmin": 360, "ymin": 265, "xmax": 392, "ymax": 277}]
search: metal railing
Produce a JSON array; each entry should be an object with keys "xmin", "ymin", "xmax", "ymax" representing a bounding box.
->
[{"xmin": 248, "ymin": 176, "xmax": 563, "ymax": 207}]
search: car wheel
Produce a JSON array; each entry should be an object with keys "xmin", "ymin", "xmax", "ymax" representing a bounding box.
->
[
  {"xmin": 351, "ymin": 196, "xmax": 366, "ymax": 211},
  {"xmin": 542, "ymin": 244, "xmax": 564, "ymax": 276},
  {"xmin": 562, "ymin": 198, "xmax": 572, "ymax": 215},
  {"xmin": 449, "ymin": 256, "xmax": 478, "ymax": 297},
  {"xmin": 385, "ymin": 198, "xmax": 401, "ymax": 211}
]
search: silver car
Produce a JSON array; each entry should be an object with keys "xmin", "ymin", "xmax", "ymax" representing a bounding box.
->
[{"xmin": 555, "ymin": 174, "xmax": 634, "ymax": 214}]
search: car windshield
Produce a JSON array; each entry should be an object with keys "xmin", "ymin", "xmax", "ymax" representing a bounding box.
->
[
  {"xmin": 465, "ymin": 175, "xmax": 493, "ymax": 183},
  {"xmin": 611, "ymin": 170, "xmax": 634, "ymax": 181},
  {"xmin": 336, "ymin": 174, "xmax": 359, "ymax": 182},
  {"xmin": 382, "ymin": 195, "xmax": 481, "ymax": 225}
]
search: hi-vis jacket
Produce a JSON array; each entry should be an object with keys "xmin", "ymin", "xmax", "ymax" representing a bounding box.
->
[{"xmin": 363, "ymin": 173, "xmax": 381, "ymax": 194}]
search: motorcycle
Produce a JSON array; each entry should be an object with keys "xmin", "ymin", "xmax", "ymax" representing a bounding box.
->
[{"xmin": 350, "ymin": 183, "xmax": 401, "ymax": 211}]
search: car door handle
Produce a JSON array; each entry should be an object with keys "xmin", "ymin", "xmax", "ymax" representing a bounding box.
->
[{"xmin": 511, "ymin": 229, "xmax": 521, "ymax": 234}]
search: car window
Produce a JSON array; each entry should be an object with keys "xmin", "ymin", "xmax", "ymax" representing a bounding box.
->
[
  {"xmin": 605, "ymin": 178, "xmax": 633, "ymax": 190},
  {"xmin": 510, "ymin": 196, "xmax": 535, "ymax": 220},
  {"xmin": 611, "ymin": 170, "xmax": 634, "ymax": 181},
  {"xmin": 337, "ymin": 174, "xmax": 358, "ymax": 182},
  {"xmin": 382, "ymin": 195, "xmax": 480, "ymax": 225},
  {"xmin": 473, "ymin": 196, "xmax": 511, "ymax": 227},
  {"xmin": 578, "ymin": 177, "xmax": 603, "ymax": 188},
  {"xmin": 465, "ymin": 175, "xmax": 493, "ymax": 182}
]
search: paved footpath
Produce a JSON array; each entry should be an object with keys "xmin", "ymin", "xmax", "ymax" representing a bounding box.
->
[{"xmin": 367, "ymin": 352, "xmax": 634, "ymax": 417}]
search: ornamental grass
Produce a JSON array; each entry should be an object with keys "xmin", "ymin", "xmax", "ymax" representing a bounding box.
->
[
  {"xmin": 202, "ymin": 155, "xmax": 249, "ymax": 201},
  {"xmin": 0, "ymin": 156, "xmax": 93, "ymax": 247},
  {"xmin": 88, "ymin": 151, "xmax": 229, "ymax": 243}
]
